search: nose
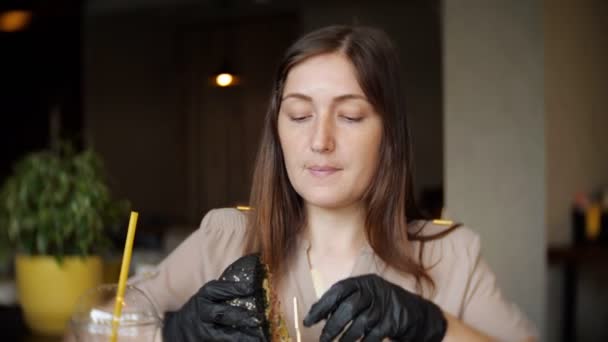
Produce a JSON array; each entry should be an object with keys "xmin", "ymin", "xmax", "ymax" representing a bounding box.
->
[{"xmin": 310, "ymin": 114, "xmax": 335, "ymax": 153}]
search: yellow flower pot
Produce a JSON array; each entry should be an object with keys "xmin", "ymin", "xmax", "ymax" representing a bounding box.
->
[{"xmin": 15, "ymin": 255, "xmax": 103, "ymax": 336}]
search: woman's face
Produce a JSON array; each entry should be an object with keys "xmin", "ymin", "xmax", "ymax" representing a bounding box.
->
[{"xmin": 278, "ymin": 53, "xmax": 383, "ymax": 210}]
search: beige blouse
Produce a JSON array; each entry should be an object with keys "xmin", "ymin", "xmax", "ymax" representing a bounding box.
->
[{"xmin": 130, "ymin": 208, "xmax": 537, "ymax": 341}]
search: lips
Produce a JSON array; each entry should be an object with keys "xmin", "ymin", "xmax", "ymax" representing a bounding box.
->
[{"xmin": 307, "ymin": 165, "xmax": 342, "ymax": 177}]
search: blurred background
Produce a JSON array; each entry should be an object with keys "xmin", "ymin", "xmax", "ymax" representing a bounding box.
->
[{"xmin": 0, "ymin": 0, "xmax": 606, "ymax": 341}]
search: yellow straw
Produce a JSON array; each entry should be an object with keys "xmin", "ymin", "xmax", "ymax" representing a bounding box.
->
[{"xmin": 110, "ymin": 211, "xmax": 139, "ymax": 342}]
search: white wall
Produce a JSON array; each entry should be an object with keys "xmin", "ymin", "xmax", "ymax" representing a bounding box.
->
[{"xmin": 443, "ymin": 0, "xmax": 546, "ymax": 338}]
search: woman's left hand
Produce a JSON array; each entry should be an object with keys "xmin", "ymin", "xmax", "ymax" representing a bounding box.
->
[{"xmin": 303, "ymin": 274, "xmax": 447, "ymax": 342}]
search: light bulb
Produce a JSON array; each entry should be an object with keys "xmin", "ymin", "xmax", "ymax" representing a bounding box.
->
[
  {"xmin": 0, "ymin": 10, "xmax": 32, "ymax": 32},
  {"xmin": 215, "ymin": 73, "xmax": 234, "ymax": 87}
]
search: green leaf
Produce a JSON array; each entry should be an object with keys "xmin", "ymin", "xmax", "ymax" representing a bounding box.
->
[{"xmin": 0, "ymin": 141, "xmax": 129, "ymax": 263}]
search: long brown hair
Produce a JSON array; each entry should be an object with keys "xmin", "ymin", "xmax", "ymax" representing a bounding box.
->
[{"xmin": 245, "ymin": 25, "xmax": 457, "ymax": 291}]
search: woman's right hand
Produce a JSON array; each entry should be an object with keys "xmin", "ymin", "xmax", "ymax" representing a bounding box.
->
[{"xmin": 162, "ymin": 279, "xmax": 266, "ymax": 342}]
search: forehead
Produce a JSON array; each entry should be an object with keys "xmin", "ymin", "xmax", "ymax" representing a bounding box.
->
[{"xmin": 283, "ymin": 53, "xmax": 366, "ymax": 97}]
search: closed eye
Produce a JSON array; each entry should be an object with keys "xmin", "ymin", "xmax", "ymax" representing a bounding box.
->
[
  {"xmin": 340, "ymin": 115, "xmax": 364, "ymax": 123},
  {"xmin": 289, "ymin": 115, "xmax": 312, "ymax": 122}
]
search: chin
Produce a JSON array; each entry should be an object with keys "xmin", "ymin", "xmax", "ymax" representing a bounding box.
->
[{"xmin": 299, "ymin": 191, "xmax": 354, "ymax": 210}]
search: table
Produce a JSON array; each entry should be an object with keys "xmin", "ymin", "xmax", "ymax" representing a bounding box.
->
[{"xmin": 548, "ymin": 243, "xmax": 608, "ymax": 342}]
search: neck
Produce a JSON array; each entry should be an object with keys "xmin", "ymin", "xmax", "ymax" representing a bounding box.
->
[{"xmin": 305, "ymin": 202, "xmax": 367, "ymax": 256}]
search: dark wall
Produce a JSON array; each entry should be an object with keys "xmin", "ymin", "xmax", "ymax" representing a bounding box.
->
[
  {"xmin": 84, "ymin": 8, "xmax": 299, "ymax": 225},
  {"xmin": 0, "ymin": 1, "xmax": 83, "ymax": 181}
]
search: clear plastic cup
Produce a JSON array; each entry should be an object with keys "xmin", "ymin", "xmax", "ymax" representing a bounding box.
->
[{"xmin": 69, "ymin": 284, "xmax": 161, "ymax": 341}]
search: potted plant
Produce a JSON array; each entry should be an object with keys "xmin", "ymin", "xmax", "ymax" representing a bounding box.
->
[{"xmin": 0, "ymin": 143, "xmax": 129, "ymax": 336}]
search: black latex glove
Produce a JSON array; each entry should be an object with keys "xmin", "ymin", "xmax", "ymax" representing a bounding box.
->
[
  {"xmin": 162, "ymin": 255, "xmax": 267, "ymax": 342},
  {"xmin": 303, "ymin": 274, "xmax": 447, "ymax": 342}
]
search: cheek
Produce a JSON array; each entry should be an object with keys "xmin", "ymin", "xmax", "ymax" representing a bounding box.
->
[
  {"xmin": 355, "ymin": 126, "xmax": 383, "ymax": 180},
  {"xmin": 355, "ymin": 122, "xmax": 382, "ymax": 158},
  {"xmin": 278, "ymin": 124, "xmax": 300, "ymax": 171}
]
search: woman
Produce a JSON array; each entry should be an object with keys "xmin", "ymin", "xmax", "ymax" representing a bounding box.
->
[{"xmin": 135, "ymin": 25, "xmax": 537, "ymax": 341}]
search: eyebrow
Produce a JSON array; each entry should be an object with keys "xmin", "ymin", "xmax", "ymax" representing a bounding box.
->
[{"xmin": 281, "ymin": 93, "xmax": 369, "ymax": 103}]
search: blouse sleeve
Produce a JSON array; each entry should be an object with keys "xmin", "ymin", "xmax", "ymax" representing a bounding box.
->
[
  {"xmin": 129, "ymin": 208, "xmax": 248, "ymax": 316},
  {"xmin": 460, "ymin": 234, "xmax": 538, "ymax": 341}
]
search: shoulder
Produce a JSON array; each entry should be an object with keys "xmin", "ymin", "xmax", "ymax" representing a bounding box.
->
[
  {"xmin": 408, "ymin": 220, "xmax": 485, "ymax": 302},
  {"xmin": 201, "ymin": 207, "xmax": 249, "ymax": 229},
  {"xmin": 199, "ymin": 207, "xmax": 250, "ymax": 235},
  {"xmin": 190, "ymin": 207, "xmax": 251, "ymax": 258},
  {"xmin": 409, "ymin": 220, "xmax": 482, "ymax": 274},
  {"xmin": 412, "ymin": 219, "xmax": 480, "ymax": 249}
]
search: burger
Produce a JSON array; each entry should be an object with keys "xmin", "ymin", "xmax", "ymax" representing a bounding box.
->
[{"xmin": 219, "ymin": 254, "xmax": 291, "ymax": 342}]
